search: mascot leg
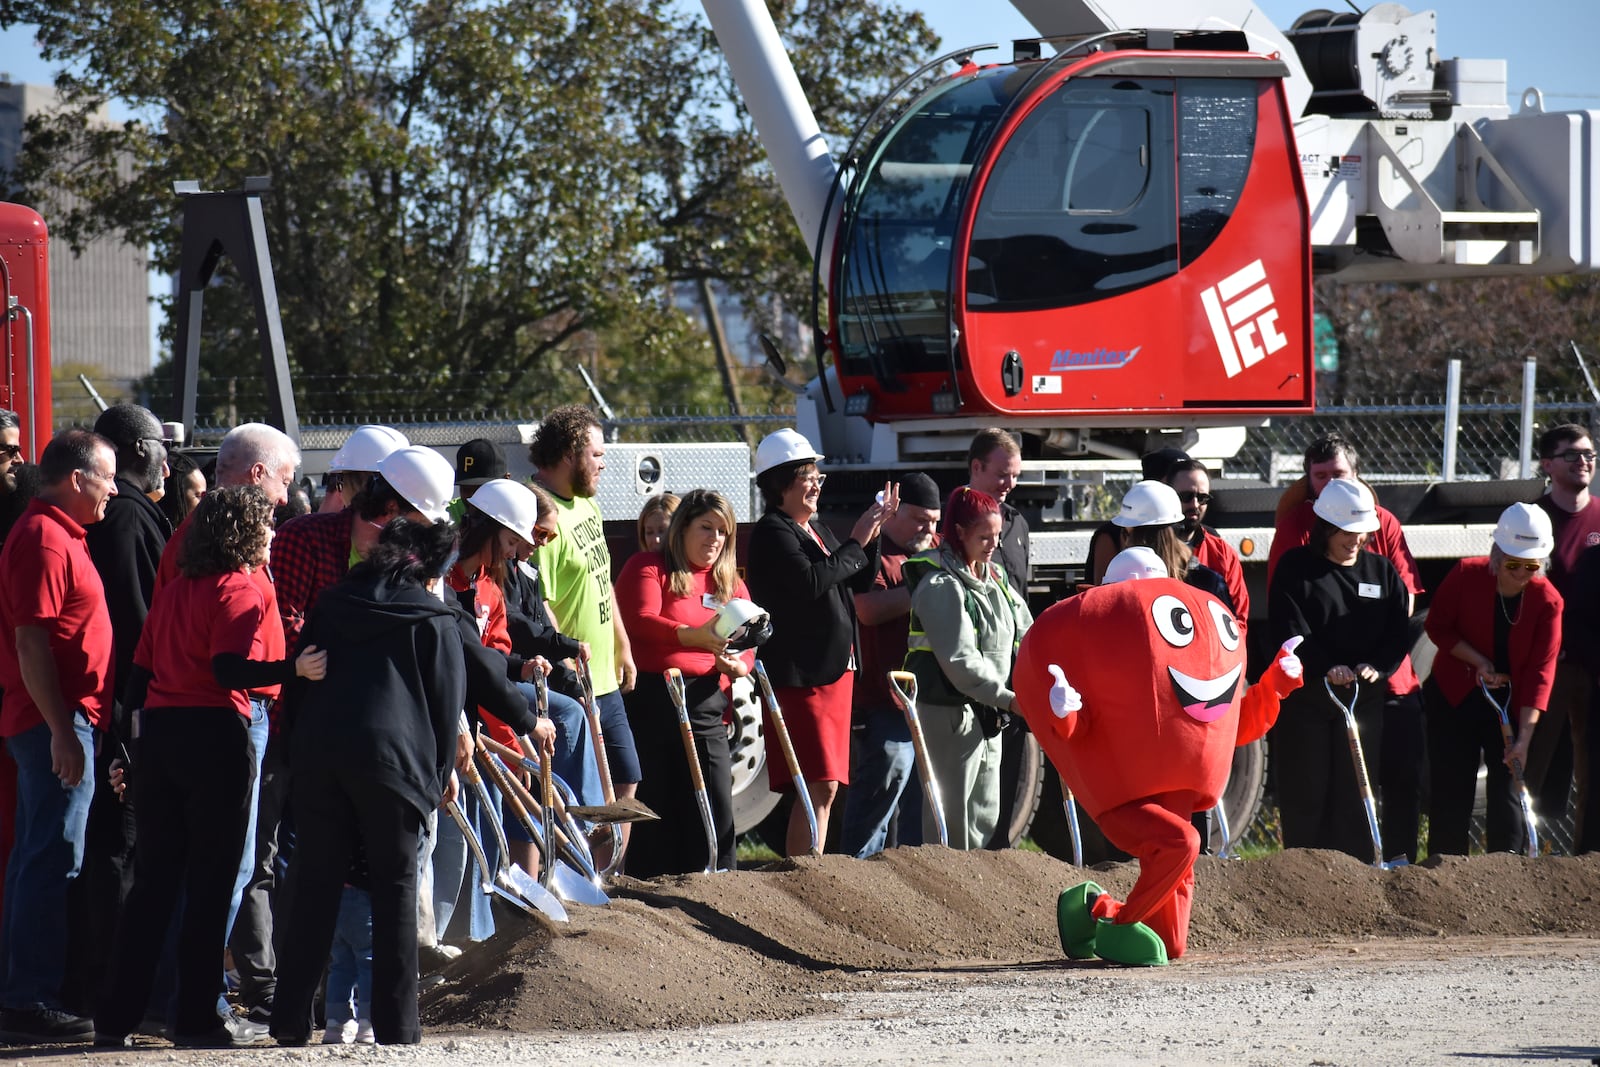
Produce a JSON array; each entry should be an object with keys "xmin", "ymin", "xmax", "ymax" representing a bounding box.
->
[{"xmin": 1085, "ymin": 796, "xmax": 1201, "ymax": 965}]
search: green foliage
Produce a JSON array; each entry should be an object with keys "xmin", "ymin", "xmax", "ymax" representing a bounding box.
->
[{"xmin": 1, "ymin": 0, "xmax": 936, "ymax": 422}]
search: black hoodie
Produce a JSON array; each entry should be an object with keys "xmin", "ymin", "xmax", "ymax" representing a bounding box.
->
[{"xmin": 289, "ymin": 569, "xmax": 467, "ymax": 819}]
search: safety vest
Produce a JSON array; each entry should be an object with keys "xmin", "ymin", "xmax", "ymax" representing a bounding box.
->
[{"xmin": 903, "ymin": 548, "xmax": 1021, "ymax": 706}]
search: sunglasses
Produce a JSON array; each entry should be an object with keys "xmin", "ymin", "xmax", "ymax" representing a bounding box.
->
[
  {"xmin": 1176, "ymin": 491, "xmax": 1211, "ymax": 504},
  {"xmin": 0, "ymin": 444, "xmax": 20, "ymax": 459},
  {"xmin": 531, "ymin": 527, "xmax": 558, "ymax": 547},
  {"xmin": 1502, "ymin": 560, "xmax": 1542, "ymax": 573}
]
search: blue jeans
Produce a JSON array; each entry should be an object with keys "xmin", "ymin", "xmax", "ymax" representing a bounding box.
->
[
  {"xmin": 224, "ymin": 697, "xmax": 270, "ymax": 942},
  {"xmin": 432, "ymin": 772, "xmax": 500, "ymax": 942},
  {"xmin": 326, "ymin": 886, "xmax": 373, "ymax": 1027},
  {"xmin": 513, "ymin": 684, "xmax": 603, "ymax": 808},
  {"xmin": 840, "ymin": 708, "xmax": 923, "ymax": 858},
  {"xmin": 0, "ymin": 717, "xmax": 95, "ymax": 1010}
]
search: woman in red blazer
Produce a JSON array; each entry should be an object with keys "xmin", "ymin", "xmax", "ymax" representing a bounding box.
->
[{"xmin": 1423, "ymin": 503, "xmax": 1562, "ymax": 855}]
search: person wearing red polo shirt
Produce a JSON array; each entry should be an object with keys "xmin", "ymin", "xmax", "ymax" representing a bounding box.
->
[
  {"xmin": 94, "ymin": 487, "xmax": 325, "ymax": 1049},
  {"xmin": 154, "ymin": 422, "xmax": 298, "ymax": 1027},
  {"xmin": 1267, "ymin": 433, "xmax": 1426, "ymax": 862},
  {"xmin": 0, "ymin": 430, "xmax": 117, "ymax": 1044},
  {"xmin": 1166, "ymin": 460, "xmax": 1250, "ymax": 637}
]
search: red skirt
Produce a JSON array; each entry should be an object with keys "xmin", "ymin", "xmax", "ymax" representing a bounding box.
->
[{"xmin": 765, "ymin": 674, "xmax": 854, "ymax": 790}]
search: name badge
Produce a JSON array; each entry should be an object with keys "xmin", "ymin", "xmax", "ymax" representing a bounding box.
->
[{"xmin": 1358, "ymin": 582, "xmax": 1381, "ymax": 599}]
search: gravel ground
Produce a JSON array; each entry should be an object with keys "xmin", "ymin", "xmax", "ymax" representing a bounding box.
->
[{"xmin": 39, "ymin": 937, "xmax": 1600, "ymax": 1066}]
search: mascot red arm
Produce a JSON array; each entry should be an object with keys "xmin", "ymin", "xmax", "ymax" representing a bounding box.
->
[{"xmin": 1013, "ymin": 577, "xmax": 1302, "ymax": 966}]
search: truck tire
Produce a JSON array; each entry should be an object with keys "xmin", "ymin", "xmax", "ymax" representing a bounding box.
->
[
  {"xmin": 1027, "ymin": 739, "xmax": 1270, "ymax": 863},
  {"xmin": 727, "ymin": 677, "xmax": 783, "ymax": 834},
  {"xmin": 1000, "ymin": 727, "xmax": 1046, "ymax": 846}
]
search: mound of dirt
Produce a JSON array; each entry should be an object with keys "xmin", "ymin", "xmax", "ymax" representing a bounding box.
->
[{"xmin": 422, "ymin": 847, "xmax": 1600, "ymax": 1033}]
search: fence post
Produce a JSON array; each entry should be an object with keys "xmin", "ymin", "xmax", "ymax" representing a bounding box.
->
[
  {"xmin": 1520, "ymin": 359, "xmax": 1537, "ymax": 479},
  {"xmin": 1442, "ymin": 358, "xmax": 1462, "ymax": 482}
]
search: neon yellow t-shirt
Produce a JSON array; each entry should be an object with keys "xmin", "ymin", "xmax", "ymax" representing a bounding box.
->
[{"xmin": 533, "ymin": 491, "xmax": 618, "ymax": 695}]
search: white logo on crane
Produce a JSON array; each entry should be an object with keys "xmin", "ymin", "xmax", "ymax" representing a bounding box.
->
[{"xmin": 1200, "ymin": 259, "xmax": 1287, "ymax": 379}]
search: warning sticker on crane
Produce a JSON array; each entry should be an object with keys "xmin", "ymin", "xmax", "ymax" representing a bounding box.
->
[
  {"xmin": 1299, "ymin": 153, "xmax": 1362, "ymax": 181},
  {"xmin": 1031, "ymin": 375, "xmax": 1062, "ymax": 394}
]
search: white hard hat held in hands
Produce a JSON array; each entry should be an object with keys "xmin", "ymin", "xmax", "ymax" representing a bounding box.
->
[
  {"xmin": 709, "ymin": 596, "xmax": 771, "ymax": 650},
  {"xmin": 378, "ymin": 446, "xmax": 456, "ymax": 525},
  {"xmin": 1311, "ymin": 477, "xmax": 1379, "ymax": 533},
  {"xmin": 1111, "ymin": 481, "xmax": 1184, "ymax": 528},
  {"xmin": 330, "ymin": 425, "xmax": 409, "ymax": 473},
  {"xmin": 1493, "ymin": 502, "xmax": 1554, "ymax": 560},
  {"xmin": 468, "ymin": 479, "xmax": 540, "ymax": 541},
  {"xmin": 1102, "ymin": 546, "xmax": 1169, "ymax": 584},
  {"xmin": 754, "ymin": 428, "xmax": 824, "ymax": 476}
]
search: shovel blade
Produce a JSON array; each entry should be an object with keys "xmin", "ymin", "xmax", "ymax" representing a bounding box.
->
[
  {"xmin": 567, "ymin": 798, "xmax": 660, "ymax": 824},
  {"xmin": 549, "ymin": 860, "xmax": 610, "ymax": 907},
  {"xmin": 501, "ymin": 865, "xmax": 570, "ymax": 922}
]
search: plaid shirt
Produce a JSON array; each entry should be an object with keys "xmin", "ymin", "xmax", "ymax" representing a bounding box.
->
[{"xmin": 273, "ymin": 509, "xmax": 355, "ymax": 644}]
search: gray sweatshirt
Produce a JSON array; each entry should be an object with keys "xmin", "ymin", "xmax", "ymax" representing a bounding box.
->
[{"xmin": 906, "ymin": 545, "xmax": 1033, "ymax": 710}]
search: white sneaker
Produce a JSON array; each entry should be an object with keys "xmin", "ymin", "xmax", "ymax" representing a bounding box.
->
[
  {"xmin": 322, "ymin": 1019, "xmax": 357, "ymax": 1044},
  {"xmin": 354, "ymin": 1018, "xmax": 375, "ymax": 1044}
]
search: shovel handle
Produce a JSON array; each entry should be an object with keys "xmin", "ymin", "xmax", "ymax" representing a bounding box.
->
[
  {"xmin": 753, "ymin": 659, "xmax": 820, "ymax": 856},
  {"xmin": 887, "ymin": 669, "xmax": 947, "ymax": 847},
  {"xmin": 577, "ymin": 658, "xmax": 618, "ymax": 806},
  {"xmin": 475, "ymin": 736, "xmax": 541, "ymax": 839}
]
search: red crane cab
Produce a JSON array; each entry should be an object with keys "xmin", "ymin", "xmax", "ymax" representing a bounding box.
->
[{"xmin": 827, "ymin": 30, "xmax": 1313, "ymax": 424}]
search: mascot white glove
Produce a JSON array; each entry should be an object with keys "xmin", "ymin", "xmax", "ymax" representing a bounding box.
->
[
  {"xmin": 1047, "ymin": 664, "xmax": 1081, "ymax": 718},
  {"xmin": 1277, "ymin": 636, "xmax": 1304, "ymax": 681}
]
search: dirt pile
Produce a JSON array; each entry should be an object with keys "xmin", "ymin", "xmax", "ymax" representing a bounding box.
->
[{"xmin": 422, "ymin": 847, "xmax": 1600, "ymax": 1033}]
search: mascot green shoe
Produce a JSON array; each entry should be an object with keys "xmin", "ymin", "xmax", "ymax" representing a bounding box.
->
[
  {"xmin": 1093, "ymin": 918, "xmax": 1168, "ymax": 967},
  {"xmin": 1055, "ymin": 881, "xmax": 1103, "ymax": 960}
]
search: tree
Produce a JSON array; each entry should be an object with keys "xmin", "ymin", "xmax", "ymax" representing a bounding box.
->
[
  {"xmin": 1315, "ymin": 275, "xmax": 1600, "ymax": 403},
  {"xmin": 0, "ymin": 0, "xmax": 936, "ymax": 426}
]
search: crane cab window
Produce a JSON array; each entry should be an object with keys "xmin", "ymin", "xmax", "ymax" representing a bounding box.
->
[
  {"xmin": 836, "ymin": 73, "xmax": 1009, "ymax": 379},
  {"xmin": 967, "ymin": 79, "xmax": 1177, "ymax": 311}
]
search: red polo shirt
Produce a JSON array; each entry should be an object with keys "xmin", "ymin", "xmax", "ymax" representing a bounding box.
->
[
  {"xmin": 0, "ymin": 499, "xmax": 113, "ymax": 736},
  {"xmin": 158, "ymin": 510, "xmax": 286, "ymax": 699},
  {"xmin": 136, "ymin": 570, "xmax": 269, "ymax": 719}
]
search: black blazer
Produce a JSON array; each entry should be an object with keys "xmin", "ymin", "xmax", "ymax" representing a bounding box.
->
[{"xmin": 745, "ymin": 510, "xmax": 880, "ymax": 689}]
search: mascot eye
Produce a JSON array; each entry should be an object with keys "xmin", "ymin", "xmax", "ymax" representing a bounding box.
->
[
  {"xmin": 1151, "ymin": 594, "xmax": 1195, "ymax": 648},
  {"xmin": 1208, "ymin": 600, "xmax": 1241, "ymax": 651}
]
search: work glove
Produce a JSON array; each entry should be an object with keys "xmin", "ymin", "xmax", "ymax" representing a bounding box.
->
[{"xmin": 1047, "ymin": 664, "xmax": 1081, "ymax": 719}]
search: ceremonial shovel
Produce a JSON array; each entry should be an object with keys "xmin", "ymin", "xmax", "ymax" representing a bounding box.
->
[
  {"xmin": 752, "ymin": 660, "xmax": 821, "ymax": 856},
  {"xmin": 1480, "ymin": 680, "xmax": 1541, "ymax": 858},
  {"xmin": 887, "ymin": 671, "xmax": 949, "ymax": 848},
  {"xmin": 1324, "ymin": 679, "xmax": 1407, "ymax": 870},
  {"xmin": 665, "ymin": 668, "xmax": 724, "ymax": 873}
]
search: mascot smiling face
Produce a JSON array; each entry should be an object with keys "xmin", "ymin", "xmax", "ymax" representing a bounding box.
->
[{"xmin": 1014, "ymin": 577, "xmax": 1246, "ymax": 817}]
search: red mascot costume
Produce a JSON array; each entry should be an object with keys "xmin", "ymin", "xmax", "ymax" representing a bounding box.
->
[{"xmin": 1013, "ymin": 574, "xmax": 1302, "ymax": 966}]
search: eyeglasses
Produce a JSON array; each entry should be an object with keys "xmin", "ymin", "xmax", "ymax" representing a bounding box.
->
[
  {"xmin": 0, "ymin": 444, "xmax": 20, "ymax": 459},
  {"xmin": 531, "ymin": 527, "xmax": 557, "ymax": 547},
  {"xmin": 1502, "ymin": 559, "xmax": 1542, "ymax": 573},
  {"xmin": 801, "ymin": 474, "xmax": 827, "ymax": 489},
  {"xmin": 1551, "ymin": 450, "xmax": 1597, "ymax": 465},
  {"xmin": 1176, "ymin": 491, "xmax": 1211, "ymax": 504}
]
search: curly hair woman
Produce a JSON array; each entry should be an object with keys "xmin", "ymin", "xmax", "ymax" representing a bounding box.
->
[{"xmin": 95, "ymin": 486, "xmax": 326, "ymax": 1047}]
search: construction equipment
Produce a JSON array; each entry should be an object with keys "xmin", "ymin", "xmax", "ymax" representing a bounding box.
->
[
  {"xmin": 1324, "ymin": 679, "xmax": 1405, "ymax": 870},
  {"xmin": 1480, "ymin": 680, "xmax": 1541, "ymax": 858},
  {"xmin": 475, "ymin": 735, "xmax": 610, "ymax": 908},
  {"xmin": 442, "ymin": 797, "xmax": 567, "ymax": 924},
  {"xmin": 665, "ymin": 667, "xmax": 724, "ymax": 873},
  {"xmin": 887, "ymin": 670, "xmax": 949, "ymax": 848},
  {"xmin": 752, "ymin": 660, "xmax": 821, "ymax": 856}
]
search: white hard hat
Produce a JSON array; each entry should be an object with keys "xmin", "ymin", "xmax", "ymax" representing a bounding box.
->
[
  {"xmin": 1102, "ymin": 546, "xmax": 1169, "ymax": 584},
  {"xmin": 1493, "ymin": 502, "xmax": 1554, "ymax": 559},
  {"xmin": 467, "ymin": 479, "xmax": 540, "ymax": 541},
  {"xmin": 754, "ymin": 428, "xmax": 823, "ymax": 477},
  {"xmin": 1312, "ymin": 477, "xmax": 1379, "ymax": 533},
  {"xmin": 712, "ymin": 598, "xmax": 770, "ymax": 643},
  {"xmin": 1111, "ymin": 480, "xmax": 1184, "ymax": 528},
  {"xmin": 378, "ymin": 446, "xmax": 456, "ymax": 525},
  {"xmin": 329, "ymin": 425, "xmax": 409, "ymax": 474}
]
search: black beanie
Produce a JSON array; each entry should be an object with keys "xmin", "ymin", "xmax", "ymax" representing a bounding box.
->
[{"xmin": 899, "ymin": 472, "xmax": 942, "ymax": 511}]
